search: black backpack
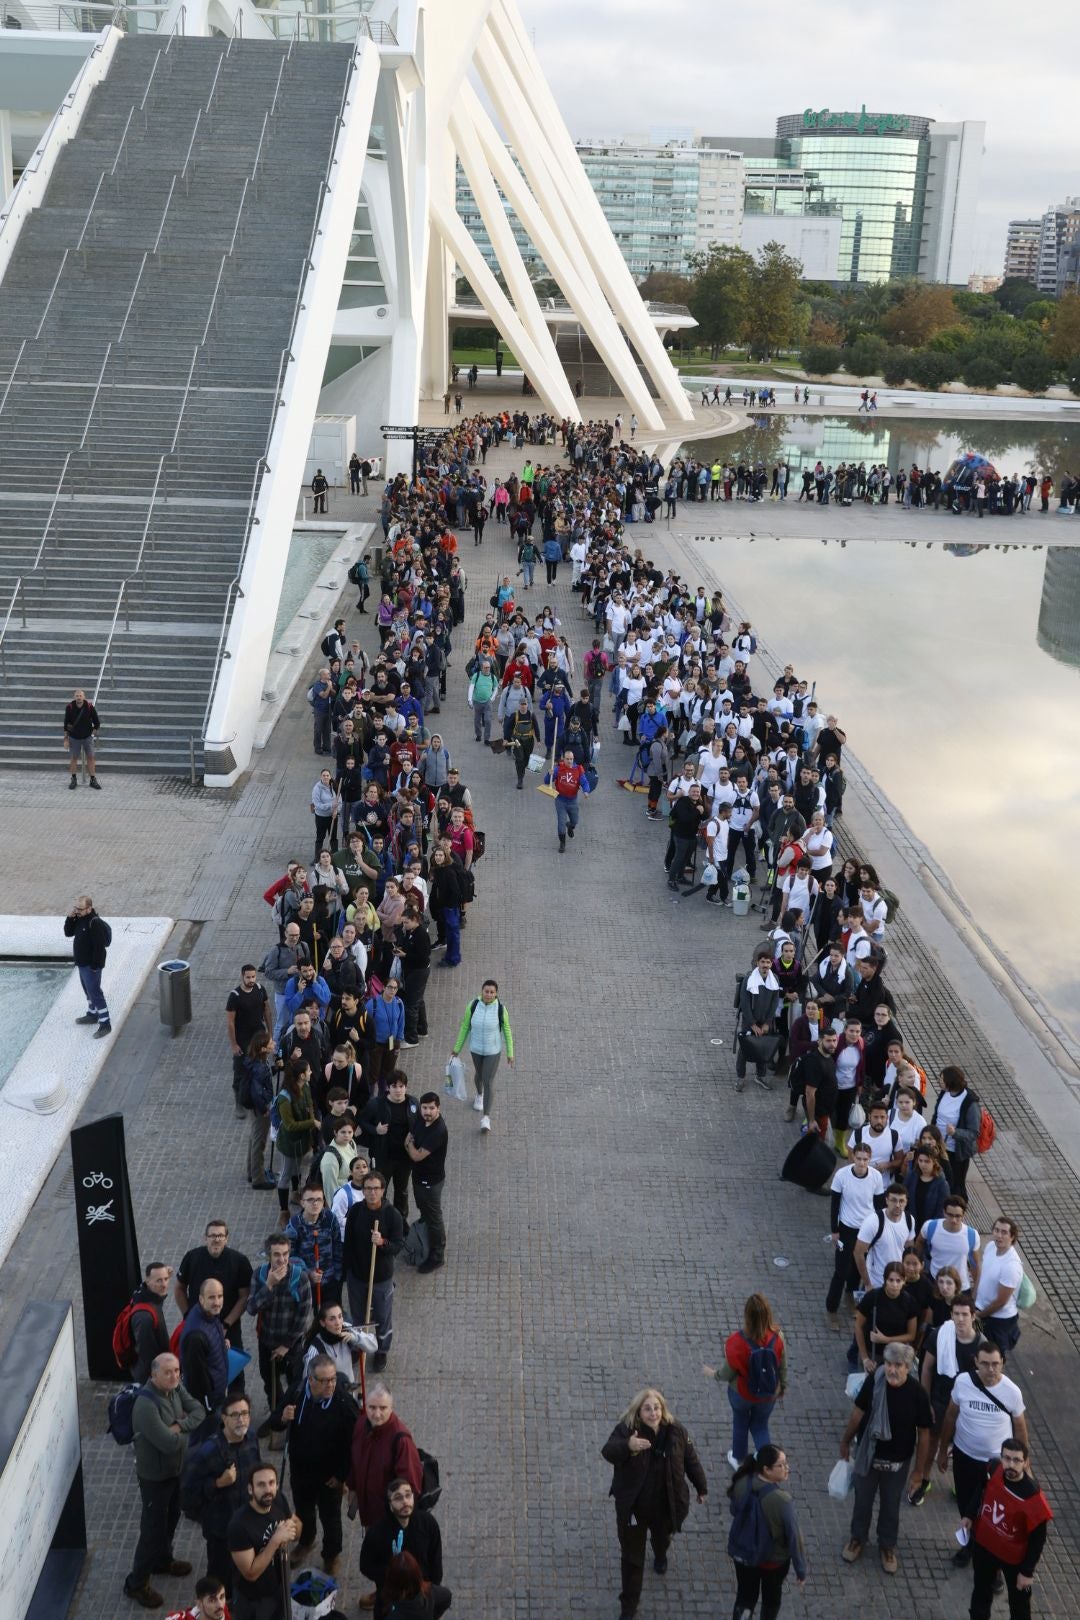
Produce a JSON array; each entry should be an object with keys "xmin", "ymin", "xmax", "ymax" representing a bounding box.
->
[{"xmin": 394, "ymin": 1432, "xmax": 441, "ymax": 1511}]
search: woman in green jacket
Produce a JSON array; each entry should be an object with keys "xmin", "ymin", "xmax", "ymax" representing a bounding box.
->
[
  {"xmin": 450, "ymin": 979, "xmax": 514, "ymax": 1133},
  {"xmin": 727, "ymin": 1445, "xmax": 807, "ymax": 1619},
  {"xmin": 276, "ymin": 1058, "xmax": 317, "ymax": 1223}
]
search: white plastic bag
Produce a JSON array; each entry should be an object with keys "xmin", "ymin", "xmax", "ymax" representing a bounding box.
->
[
  {"xmin": 702, "ymin": 863, "xmax": 719, "ymax": 887},
  {"xmin": 828, "ymin": 1458, "xmax": 854, "ymax": 1500},
  {"xmin": 444, "ymin": 1055, "xmax": 467, "ymax": 1102},
  {"xmin": 845, "ymin": 1371, "xmax": 866, "ymax": 1399}
]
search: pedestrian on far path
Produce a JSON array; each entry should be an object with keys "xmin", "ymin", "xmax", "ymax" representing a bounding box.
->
[
  {"xmin": 349, "ymin": 453, "xmax": 361, "ymax": 495},
  {"xmin": 311, "ymin": 468, "xmax": 329, "ymax": 515},
  {"xmin": 602, "ymin": 1387, "xmax": 707, "ymax": 1620},
  {"xmin": 703, "ymin": 1291, "xmax": 787, "ymax": 1469},
  {"xmin": 553, "ymin": 746, "xmax": 590, "ymax": 852},
  {"xmin": 64, "ymin": 686, "xmax": 101, "ymax": 788},
  {"xmin": 450, "ymin": 979, "xmax": 514, "ymax": 1133},
  {"xmin": 726, "ymin": 1446, "xmax": 807, "ymax": 1620},
  {"xmin": 64, "ymin": 894, "xmax": 113, "ymax": 1038},
  {"xmin": 122, "ymin": 1352, "xmax": 202, "ymax": 1610}
]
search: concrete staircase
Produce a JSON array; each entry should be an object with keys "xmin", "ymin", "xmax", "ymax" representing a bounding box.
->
[{"xmin": 0, "ymin": 33, "xmax": 354, "ymax": 774}]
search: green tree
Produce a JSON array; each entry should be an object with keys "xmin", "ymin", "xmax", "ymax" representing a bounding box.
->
[
  {"xmin": 1011, "ymin": 348, "xmax": 1056, "ymax": 394},
  {"xmin": 881, "ymin": 284, "xmax": 959, "ymax": 346},
  {"xmin": 685, "ymin": 244, "xmax": 754, "ymax": 359},
  {"xmin": 881, "ymin": 347, "xmax": 913, "ymax": 387},
  {"xmin": 927, "ymin": 323, "xmax": 974, "ymax": 354},
  {"xmin": 994, "ymin": 278, "xmax": 1042, "ymax": 316},
  {"xmin": 1050, "ymin": 293, "xmax": 1080, "ymax": 361},
  {"xmin": 907, "ymin": 349, "xmax": 955, "ymax": 391},
  {"xmin": 844, "ymin": 333, "xmax": 888, "ymax": 377},
  {"xmin": 636, "ymin": 270, "xmax": 693, "ymax": 304},
  {"xmin": 1021, "ymin": 298, "xmax": 1057, "ymax": 327},
  {"xmin": 745, "ymin": 241, "xmax": 803, "ymax": 358},
  {"xmin": 962, "ymin": 354, "xmax": 1005, "ymax": 390},
  {"xmin": 847, "ymin": 281, "xmax": 899, "ymax": 334},
  {"xmin": 801, "ymin": 343, "xmax": 842, "ymax": 376}
]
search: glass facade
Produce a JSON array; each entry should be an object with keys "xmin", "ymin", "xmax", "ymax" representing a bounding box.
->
[{"xmin": 776, "ymin": 122, "xmax": 930, "ymax": 283}]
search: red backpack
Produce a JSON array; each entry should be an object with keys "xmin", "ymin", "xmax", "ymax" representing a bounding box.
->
[
  {"xmin": 975, "ymin": 1106, "xmax": 996, "ymax": 1154},
  {"xmin": 112, "ymin": 1299, "xmax": 159, "ymax": 1373}
]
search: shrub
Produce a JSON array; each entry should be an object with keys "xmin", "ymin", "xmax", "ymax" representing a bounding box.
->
[
  {"xmin": 800, "ymin": 343, "xmax": 842, "ymax": 376},
  {"xmin": 961, "ymin": 354, "xmax": 1006, "ymax": 391},
  {"xmin": 880, "ymin": 347, "xmax": 913, "ymax": 387},
  {"xmin": 907, "ymin": 350, "xmax": 956, "ymax": 391}
]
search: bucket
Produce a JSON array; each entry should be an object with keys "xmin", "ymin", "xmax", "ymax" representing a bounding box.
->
[
  {"xmin": 732, "ymin": 882, "xmax": 751, "ymax": 917},
  {"xmin": 781, "ymin": 1130, "xmax": 837, "ymax": 1190}
]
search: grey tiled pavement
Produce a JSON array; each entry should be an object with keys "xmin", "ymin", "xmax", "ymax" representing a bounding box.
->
[{"xmin": 2, "ymin": 432, "xmax": 1079, "ymax": 1618}]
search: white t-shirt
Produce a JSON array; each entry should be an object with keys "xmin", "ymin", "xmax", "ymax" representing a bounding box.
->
[
  {"xmin": 950, "ymin": 1371, "xmax": 1024, "ymax": 1461},
  {"xmin": 805, "ymin": 827, "xmax": 834, "ymax": 872},
  {"xmin": 922, "ymin": 1219, "xmax": 980, "ymax": 1287},
  {"xmin": 857, "ymin": 1209, "xmax": 915, "ymax": 1288},
  {"xmin": 831, "ymin": 1163, "xmax": 884, "ymax": 1230},
  {"xmin": 974, "ymin": 1243, "xmax": 1023, "ymax": 1319},
  {"xmin": 835, "ymin": 1044, "xmax": 861, "ymax": 1092},
  {"xmin": 847, "ymin": 1123, "xmax": 899, "ymax": 1173},
  {"xmin": 889, "ymin": 1109, "xmax": 924, "ymax": 1154}
]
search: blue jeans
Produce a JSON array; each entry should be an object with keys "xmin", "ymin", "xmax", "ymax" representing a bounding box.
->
[
  {"xmin": 522, "ymin": 560, "xmax": 534, "ymax": 587},
  {"xmin": 443, "ymin": 906, "xmax": 462, "ymax": 966},
  {"xmin": 556, "ymin": 797, "xmax": 580, "ymax": 838},
  {"xmin": 78, "ymin": 964, "xmax": 109, "ymax": 1023},
  {"xmin": 728, "ymin": 1386, "xmax": 775, "ymax": 1462}
]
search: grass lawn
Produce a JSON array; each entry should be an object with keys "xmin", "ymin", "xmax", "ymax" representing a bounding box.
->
[{"xmin": 451, "ymin": 346, "xmax": 519, "ymax": 367}]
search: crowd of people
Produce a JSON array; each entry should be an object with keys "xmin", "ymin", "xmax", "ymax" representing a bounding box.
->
[{"xmin": 104, "ymin": 403, "xmax": 1055, "ymax": 1620}]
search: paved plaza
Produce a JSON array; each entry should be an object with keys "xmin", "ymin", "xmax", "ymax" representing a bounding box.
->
[{"xmin": 2, "ymin": 425, "xmax": 1080, "ymax": 1618}]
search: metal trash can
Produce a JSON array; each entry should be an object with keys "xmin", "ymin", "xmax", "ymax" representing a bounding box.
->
[
  {"xmin": 817, "ymin": 392, "xmax": 825, "ymax": 406},
  {"xmin": 158, "ymin": 959, "xmax": 192, "ymax": 1035},
  {"xmin": 371, "ymin": 544, "xmax": 384, "ymax": 573}
]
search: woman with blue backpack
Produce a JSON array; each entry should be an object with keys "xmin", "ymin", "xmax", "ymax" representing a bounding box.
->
[
  {"xmin": 703, "ymin": 1293, "xmax": 787, "ymax": 1470},
  {"xmin": 726, "ymin": 1446, "xmax": 807, "ymax": 1620}
]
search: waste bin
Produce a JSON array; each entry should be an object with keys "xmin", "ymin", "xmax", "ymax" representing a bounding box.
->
[
  {"xmin": 371, "ymin": 544, "xmax": 384, "ymax": 573},
  {"xmin": 817, "ymin": 393, "xmax": 825, "ymax": 406},
  {"xmin": 158, "ymin": 959, "xmax": 192, "ymax": 1035}
]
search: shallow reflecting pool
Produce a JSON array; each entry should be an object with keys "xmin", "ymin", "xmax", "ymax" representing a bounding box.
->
[
  {"xmin": 273, "ymin": 531, "xmax": 346, "ymax": 643},
  {"xmin": 0, "ymin": 962, "xmax": 72, "ymax": 1087},
  {"xmin": 684, "ymin": 414, "xmax": 1080, "ymax": 489},
  {"xmin": 688, "ymin": 536, "xmax": 1080, "ymax": 1040}
]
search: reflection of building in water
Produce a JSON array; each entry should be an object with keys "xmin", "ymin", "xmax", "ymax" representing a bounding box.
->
[{"xmin": 1037, "ymin": 548, "xmax": 1080, "ymax": 669}]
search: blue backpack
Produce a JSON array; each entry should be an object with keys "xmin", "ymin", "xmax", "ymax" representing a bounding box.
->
[
  {"xmin": 742, "ymin": 1332, "xmax": 781, "ymax": 1400},
  {"xmin": 728, "ymin": 1479, "xmax": 778, "ymax": 1566},
  {"xmin": 107, "ymin": 1383, "xmax": 151, "ymax": 1445}
]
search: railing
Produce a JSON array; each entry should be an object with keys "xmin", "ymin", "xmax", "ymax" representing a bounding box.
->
[
  {"xmin": 132, "ymin": 457, "xmax": 166, "ymax": 576},
  {"xmin": 117, "ymin": 250, "xmax": 148, "ymax": 342},
  {"xmin": 139, "ymin": 48, "xmax": 162, "ymax": 115},
  {"xmin": 179, "ymin": 108, "xmax": 202, "ymax": 190},
  {"xmin": 249, "ymin": 112, "xmax": 270, "ymax": 191},
  {"xmin": 0, "ymin": 339, "xmax": 26, "ymax": 421},
  {"xmin": 152, "ymin": 175, "xmax": 176, "ymax": 255},
  {"xmin": 74, "ymin": 173, "xmax": 104, "ymax": 253},
  {"xmin": 201, "ymin": 457, "xmax": 266, "ymax": 740},
  {"xmin": 203, "ymin": 50, "xmax": 224, "ymax": 119},
  {"xmin": 169, "ymin": 347, "xmax": 199, "ymax": 454},
  {"xmin": 227, "ymin": 177, "xmax": 249, "ymax": 256},
  {"xmin": 0, "ymin": 579, "xmax": 26, "ymax": 682},
  {"xmin": 268, "ymin": 56, "xmax": 286, "ymax": 119},
  {"xmin": 109, "ymin": 107, "xmax": 135, "ymax": 178},
  {"xmin": 93, "ymin": 580, "xmax": 130, "ymax": 704},
  {"xmin": 33, "ymin": 453, "xmax": 71, "ymax": 575},
  {"xmin": 200, "ymin": 253, "xmax": 228, "ymax": 343},
  {"xmin": 78, "ymin": 342, "xmax": 112, "ymax": 451},
  {"xmin": 34, "ymin": 249, "xmax": 69, "ymax": 339}
]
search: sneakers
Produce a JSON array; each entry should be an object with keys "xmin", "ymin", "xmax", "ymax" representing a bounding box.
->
[
  {"xmin": 123, "ymin": 1583, "xmax": 163, "ymax": 1609},
  {"xmin": 706, "ymin": 893, "xmax": 723, "ymax": 904},
  {"xmin": 752, "ymin": 1073, "xmax": 772, "ymax": 1090},
  {"xmin": 952, "ymin": 1547, "xmax": 972, "ymax": 1568},
  {"xmin": 825, "ymin": 1312, "xmax": 841, "ymax": 1334},
  {"xmin": 726, "ymin": 1450, "xmax": 741, "ymax": 1470},
  {"xmin": 89, "ymin": 776, "xmax": 101, "ymax": 789},
  {"xmin": 252, "ymin": 1174, "xmax": 277, "ymax": 1190},
  {"xmin": 371, "ymin": 1352, "xmax": 388, "ymax": 1372},
  {"xmin": 653, "ymin": 1554, "xmax": 667, "ymax": 1574},
  {"xmin": 472, "ymin": 1096, "xmax": 484, "ymax": 1112},
  {"xmin": 558, "ymin": 836, "xmax": 566, "ymax": 852},
  {"xmin": 783, "ymin": 1104, "xmax": 796, "ymax": 1121},
  {"xmin": 151, "ymin": 1561, "xmax": 192, "ymax": 1578},
  {"xmin": 841, "ymin": 1539, "xmax": 863, "ymax": 1563},
  {"xmin": 399, "ymin": 1039, "xmax": 419, "ymax": 1049},
  {"xmin": 907, "ymin": 1479, "xmax": 931, "ymax": 1507},
  {"xmin": 94, "ymin": 1023, "xmax": 113, "ymax": 1039},
  {"xmin": 566, "ymin": 825, "xmax": 574, "ymax": 838},
  {"xmin": 75, "ymin": 1013, "xmax": 98, "ymax": 1025},
  {"xmin": 880, "ymin": 1548, "xmax": 898, "ymax": 1575},
  {"xmin": 480, "ymin": 1115, "xmax": 491, "ymax": 1131},
  {"xmin": 69, "ymin": 775, "xmax": 78, "ymax": 789}
]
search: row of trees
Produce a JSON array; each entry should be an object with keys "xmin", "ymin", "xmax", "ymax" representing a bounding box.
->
[{"xmin": 642, "ymin": 251, "xmax": 1080, "ymax": 394}]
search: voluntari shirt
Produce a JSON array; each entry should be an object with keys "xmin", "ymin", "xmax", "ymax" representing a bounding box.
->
[{"xmin": 951, "ymin": 1371, "xmax": 1025, "ymax": 1461}]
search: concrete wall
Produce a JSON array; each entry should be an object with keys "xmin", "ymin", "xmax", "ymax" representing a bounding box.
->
[{"xmin": 741, "ymin": 210, "xmax": 841, "ymax": 280}]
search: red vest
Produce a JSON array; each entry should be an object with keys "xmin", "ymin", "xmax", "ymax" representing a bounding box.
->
[{"xmin": 974, "ymin": 1464, "xmax": 1052, "ymax": 1565}]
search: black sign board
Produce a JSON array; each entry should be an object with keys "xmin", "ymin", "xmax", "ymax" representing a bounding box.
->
[{"xmin": 70, "ymin": 1115, "xmax": 142, "ymax": 1380}]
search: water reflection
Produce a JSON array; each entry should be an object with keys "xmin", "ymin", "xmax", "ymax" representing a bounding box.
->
[
  {"xmin": 684, "ymin": 414, "xmax": 1080, "ymax": 486},
  {"xmin": 678, "ymin": 537, "xmax": 1080, "ymax": 1041}
]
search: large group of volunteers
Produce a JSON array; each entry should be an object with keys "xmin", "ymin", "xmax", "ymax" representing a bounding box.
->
[{"xmin": 106, "ymin": 404, "xmax": 1051, "ymax": 1620}]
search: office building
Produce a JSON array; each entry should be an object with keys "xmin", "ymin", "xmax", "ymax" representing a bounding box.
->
[
  {"xmin": 1033, "ymin": 199, "xmax": 1080, "ymax": 296},
  {"xmin": 1003, "ymin": 219, "xmax": 1041, "ymax": 284},
  {"xmin": 710, "ymin": 108, "xmax": 984, "ymax": 284}
]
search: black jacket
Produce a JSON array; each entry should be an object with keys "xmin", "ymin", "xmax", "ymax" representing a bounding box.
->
[
  {"xmin": 182, "ymin": 1427, "xmax": 262, "ymax": 1536},
  {"xmin": 396, "ymin": 925, "xmax": 432, "ymax": 975},
  {"xmin": 602, "ymin": 1419, "xmax": 706, "ymax": 1531},
  {"xmin": 343, "ymin": 1200, "xmax": 404, "ymax": 1285},
  {"xmin": 64, "ymin": 910, "xmax": 112, "ymax": 968},
  {"xmin": 127, "ymin": 1284, "xmax": 169, "ymax": 1382},
  {"xmin": 358, "ymin": 1093, "xmax": 419, "ymax": 1168},
  {"xmin": 272, "ymin": 1378, "xmax": 358, "ymax": 1488},
  {"xmin": 359, "ymin": 1508, "xmax": 443, "ymax": 1597}
]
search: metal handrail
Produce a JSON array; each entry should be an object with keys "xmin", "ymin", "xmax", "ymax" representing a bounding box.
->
[
  {"xmin": 75, "ymin": 173, "xmax": 104, "ymax": 252},
  {"xmin": 0, "ymin": 578, "xmax": 26, "ymax": 680},
  {"xmin": 132, "ymin": 456, "xmax": 166, "ymax": 576},
  {"xmin": 249, "ymin": 112, "xmax": 269, "ymax": 190},
  {"xmin": 93, "ymin": 580, "xmax": 129, "ymax": 705},
  {"xmin": 117, "ymin": 250, "xmax": 148, "ymax": 342},
  {"xmin": 33, "ymin": 452, "xmax": 71, "ymax": 572},
  {"xmin": 170, "ymin": 347, "xmax": 199, "ymax": 454},
  {"xmin": 109, "ymin": 107, "xmax": 134, "ymax": 177},
  {"xmin": 0, "ymin": 339, "xmax": 26, "ymax": 420},
  {"xmin": 227, "ymin": 177, "xmax": 248, "ymax": 255},
  {"xmin": 268, "ymin": 56, "xmax": 285, "ymax": 118},
  {"xmin": 180, "ymin": 108, "xmax": 202, "ymax": 188},
  {"xmin": 34, "ymin": 249, "xmax": 69, "ymax": 339},
  {"xmin": 78, "ymin": 342, "xmax": 112, "ymax": 451},
  {"xmin": 200, "ymin": 253, "xmax": 228, "ymax": 343},
  {"xmin": 152, "ymin": 175, "xmax": 176, "ymax": 255},
  {"xmin": 204, "ymin": 50, "xmax": 224, "ymax": 117},
  {"xmin": 139, "ymin": 48, "xmax": 162, "ymax": 111},
  {"xmin": 201, "ymin": 457, "xmax": 265, "ymax": 738}
]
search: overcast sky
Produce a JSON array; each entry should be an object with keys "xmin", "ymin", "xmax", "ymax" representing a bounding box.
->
[{"xmin": 519, "ymin": 0, "xmax": 1076, "ymax": 277}]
